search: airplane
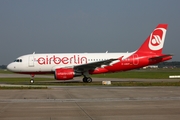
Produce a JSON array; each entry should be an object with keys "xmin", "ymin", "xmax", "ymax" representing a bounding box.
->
[{"xmin": 7, "ymin": 24, "xmax": 172, "ymax": 83}]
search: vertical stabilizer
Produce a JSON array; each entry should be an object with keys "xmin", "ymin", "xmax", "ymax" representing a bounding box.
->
[{"xmin": 136, "ymin": 24, "xmax": 168, "ymax": 55}]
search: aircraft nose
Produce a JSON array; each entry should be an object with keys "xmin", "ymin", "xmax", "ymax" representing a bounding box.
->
[{"xmin": 7, "ymin": 63, "xmax": 14, "ymax": 71}]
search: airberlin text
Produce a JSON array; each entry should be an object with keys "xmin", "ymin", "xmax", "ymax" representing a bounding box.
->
[{"xmin": 37, "ymin": 55, "xmax": 87, "ymax": 65}]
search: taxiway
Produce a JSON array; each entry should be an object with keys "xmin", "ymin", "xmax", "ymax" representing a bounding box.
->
[{"xmin": 0, "ymin": 86, "xmax": 180, "ymax": 120}]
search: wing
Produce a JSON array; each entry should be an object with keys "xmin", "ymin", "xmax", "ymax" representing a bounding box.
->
[{"xmin": 74, "ymin": 58, "xmax": 119, "ymax": 72}]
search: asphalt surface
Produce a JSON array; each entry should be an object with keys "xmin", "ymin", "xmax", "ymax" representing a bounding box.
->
[
  {"xmin": 0, "ymin": 87, "xmax": 180, "ymax": 120},
  {"xmin": 1, "ymin": 73, "xmax": 180, "ymax": 119}
]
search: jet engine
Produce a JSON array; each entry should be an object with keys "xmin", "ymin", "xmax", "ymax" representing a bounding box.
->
[{"xmin": 54, "ymin": 68, "xmax": 74, "ymax": 80}]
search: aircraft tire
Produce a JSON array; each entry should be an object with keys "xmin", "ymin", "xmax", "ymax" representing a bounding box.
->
[
  {"xmin": 83, "ymin": 77, "xmax": 87, "ymax": 83},
  {"xmin": 86, "ymin": 77, "xmax": 92, "ymax": 83},
  {"xmin": 30, "ymin": 79, "xmax": 34, "ymax": 83},
  {"xmin": 83, "ymin": 77, "xmax": 92, "ymax": 83}
]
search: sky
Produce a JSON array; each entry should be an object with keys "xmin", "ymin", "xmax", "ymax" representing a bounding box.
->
[{"xmin": 0, "ymin": 0, "xmax": 180, "ymax": 65}]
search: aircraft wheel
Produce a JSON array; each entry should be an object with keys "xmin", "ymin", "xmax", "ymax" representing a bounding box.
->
[
  {"xmin": 86, "ymin": 77, "xmax": 92, "ymax": 83},
  {"xmin": 30, "ymin": 79, "xmax": 34, "ymax": 83},
  {"xmin": 83, "ymin": 77, "xmax": 87, "ymax": 83}
]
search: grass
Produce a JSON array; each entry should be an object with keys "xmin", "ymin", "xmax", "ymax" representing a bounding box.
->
[
  {"xmin": 111, "ymin": 81, "xmax": 180, "ymax": 86},
  {"xmin": 92, "ymin": 69, "xmax": 180, "ymax": 79},
  {"xmin": 0, "ymin": 68, "xmax": 180, "ymax": 87},
  {"xmin": 1, "ymin": 77, "xmax": 180, "ymax": 87},
  {"xmin": 0, "ymin": 69, "xmax": 12, "ymax": 73},
  {"xmin": 0, "ymin": 78, "xmax": 54, "ymax": 84},
  {"xmin": 1, "ymin": 78, "xmax": 180, "ymax": 87},
  {"xmin": 2, "ymin": 68, "xmax": 180, "ymax": 79}
]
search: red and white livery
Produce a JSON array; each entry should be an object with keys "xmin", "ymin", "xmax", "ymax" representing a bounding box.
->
[{"xmin": 7, "ymin": 24, "xmax": 172, "ymax": 83}]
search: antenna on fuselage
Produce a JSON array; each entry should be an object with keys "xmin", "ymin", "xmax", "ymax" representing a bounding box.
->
[
  {"xmin": 33, "ymin": 52, "xmax": 35, "ymax": 54},
  {"xmin": 106, "ymin": 51, "xmax": 108, "ymax": 53}
]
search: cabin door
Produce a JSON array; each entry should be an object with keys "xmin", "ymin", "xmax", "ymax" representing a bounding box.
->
[{"xmin": 28, "ymin": 56, "xmax": 34, "ymax": 67}]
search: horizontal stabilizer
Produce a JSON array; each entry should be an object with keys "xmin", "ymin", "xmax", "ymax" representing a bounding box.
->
[{"xmin": 149, "ymin": 54, "xmax": 173, "ymax": 61}]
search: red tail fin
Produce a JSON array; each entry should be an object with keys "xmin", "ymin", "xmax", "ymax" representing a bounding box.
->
[{"xmin": 136, "ymin": 24, "xmax": 168, "ymax": 55}]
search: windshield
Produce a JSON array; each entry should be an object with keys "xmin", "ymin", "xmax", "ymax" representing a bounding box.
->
[{"xmin": 14, "ymin": 59, "xmax": 22, "ymax": 62}]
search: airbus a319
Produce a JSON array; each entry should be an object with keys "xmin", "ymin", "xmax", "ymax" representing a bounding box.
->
[{"xmin": 7, "ymin": 24, "xmax": 172, "ymax": 83}]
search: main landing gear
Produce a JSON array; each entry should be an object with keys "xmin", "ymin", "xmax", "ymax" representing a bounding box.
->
[
  {"xmin": 82, "ymin": 77, "xmax": 92, "ymax": 83},
  {"xmin": 30, "ymin": 74, "xmax": 35, "ymax": 83},
  {"xmin": 82, "ymin": 72, "xmax": 92, "ymax": 83}
]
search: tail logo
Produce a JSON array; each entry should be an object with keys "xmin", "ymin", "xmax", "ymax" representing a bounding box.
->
[{"xmin": 149, "ymin": 28, "xmax": 166, "ymax": 51}]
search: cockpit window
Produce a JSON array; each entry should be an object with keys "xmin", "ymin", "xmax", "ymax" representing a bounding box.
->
[{"xmin": 14, "ymin": 59, "xmax": 22, "ymax": 62}]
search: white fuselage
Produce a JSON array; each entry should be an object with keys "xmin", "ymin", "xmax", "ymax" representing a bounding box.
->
[{"xmin": 7, "ymin": 52, "xmax": 134, "ymax": 73}]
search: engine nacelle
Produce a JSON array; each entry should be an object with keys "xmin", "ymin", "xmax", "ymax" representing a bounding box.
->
[{"xmin": 54, "ymin": 68, "xmax": 74, "ymax": 80}]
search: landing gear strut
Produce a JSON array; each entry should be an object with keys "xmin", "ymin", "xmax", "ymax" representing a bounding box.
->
[
  {"xmin": 30, "ymin": 74, "xmax": 35, "ymax": 83},
  {"xmin": 82, "ymin": 77, "xmax": 92, "ymax": 83}
]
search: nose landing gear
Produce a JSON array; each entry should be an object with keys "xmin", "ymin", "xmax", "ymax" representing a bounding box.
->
[{"xmin": 30, "ymin": 74, "xmax": 35, "ymax": 83}]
